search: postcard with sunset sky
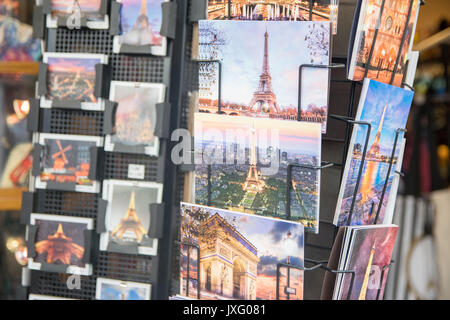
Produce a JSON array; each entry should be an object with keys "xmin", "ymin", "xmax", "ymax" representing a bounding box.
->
[
  {"xmin": 194, "ymin": 113, "xmax": 322, "ymax": 233},
  {"xmin": 49, "ymin": 0, "xmax": 103, "ymax": 19},
  {"xmin": 334, "ymin": 79, "xmax": 414, "ymax": 227},
  {"xmin": 179, "ymin": 203, "xmax": 304, "ymax": 300},
  {"xmin": 197, "ymin": 20, "xmax": 330, "ymax": 132}
]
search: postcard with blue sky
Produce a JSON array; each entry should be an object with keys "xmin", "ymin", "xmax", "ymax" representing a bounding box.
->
[
  {"xmin": 197, "ymin": 20, "xmax": 330, "ymax": 132},
  {"xmin": 179, "ymin": 202, "xmax": 304, "ymax": 300},
  {"xmin": 334, "ymin": 79, "xmax": 414, "ymax": 227}
]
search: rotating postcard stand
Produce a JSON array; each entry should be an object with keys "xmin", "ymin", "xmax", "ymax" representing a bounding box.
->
[
  {"xmin": 41, "ymin": 0, "xmax": 109, "ymax": 30},
  {"xmin": 37, "ymin": 57, "xmax": 111, "ymax": 111},
  {"xmin": 110, "ymin": 0, "xmax": 177, "ymax": 56}
]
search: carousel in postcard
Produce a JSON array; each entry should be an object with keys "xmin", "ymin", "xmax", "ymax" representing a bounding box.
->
[
  {"xmin": 197, "ymin": 20, "xmax": 330, "ymax": 131},
  {"xmin": 206, "ymin": 0, "xmax": 335, "ymax": 22},
  {"xmin": 194, "ymin": 113, "xmax": 322, "ymax": 233},
  {"xmin": 114, "ymin": 0, "xmax": 167, "ymax": 55},
  {"xmin": 334, "ymin": 79, "xmax": 414, "ymax": 227},
  {"xmin": 179, "ymin": 203, "xmax": 304, "ymax": 300}
]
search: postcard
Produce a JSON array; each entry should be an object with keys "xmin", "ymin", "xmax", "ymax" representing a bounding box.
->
[
  {"xmin": 347, "ymin": 0, "xmax": 420, "ymax": 86},
  {"xmin": 105, "ymin": 81, "xmax": 166, "ymax": 156},
  {"xmin": 100, "ymin": 179, "xmax": 164, "ymax": 256},
  {"xmin": 333, "ymin": 79, "xmax": 413, "ymax": 227},
  {"xmin": 194, "ymin": 113, "xmax": 322, "ymax": 233},
  {"xmin": 113, "ymin": 0, "xmax": 167, "ymax": 56},
  {"xmin": 206, "ymin": 0, "xmax": 338, "ymax": 28},
  {"xmin": 28, "ymin": 213, "xmax": 94, "ymax": 276},
  {"xmin": 28, "ymin": 294, "xmax": 77, "ymax": 300},
  {"xmin": 335, "ymin": 225, "xmax": 398, "ymax": 300},
  {"xmin": 179, "ymin": 202, "xmax": 304, "ymax": 300},
  {"xmin": 41, "ymin": 52, "xmax": 108, "ymax": 111},
  {"xmin": 34, "ymin": 133, "xmax": 103, "ymax": 193},
  {"xmin": 46, "ymin": 0, "xmax": 109, "ymax": 29},
  {"xmin": 96, "ymin": 278, "xmax": 151, "ymax": 300},
  {"xmin": 197, "ymin": 20, "xmax": 330, "ymax": 133}
]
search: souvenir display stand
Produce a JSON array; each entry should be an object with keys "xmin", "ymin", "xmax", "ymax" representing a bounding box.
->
[{"xmin": 18, "ymin": 0, "xmax": 419, "ymax": 300}]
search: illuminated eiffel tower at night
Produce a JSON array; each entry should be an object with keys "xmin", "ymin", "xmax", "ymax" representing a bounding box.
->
[
  {"xmin": 248, "ymin": 30, "xmax": 280, "ymax": 114},
  {"xmin": 367, "ymin": 102, "xmax": 388, "ymax": 160}
]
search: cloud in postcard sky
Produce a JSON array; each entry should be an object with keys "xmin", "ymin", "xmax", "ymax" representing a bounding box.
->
[
  {"xmin": 194, "ymin": 113, "xmax": 321, "ymax": 155},
  {"xmin": 354, "ymin": 80, "xmax": 413, "ymax": 155},
  {"xmin": 200, "ymin": 21, "xmax": 329, "ymax": 108},
  {"xmin": 52, "ymin": 0, "xmax": 101, "ymax": 11},
  {"xmin": 301, "ymin": 67, "xmax": 329, "ymax": 108},
  {"xmin": 120, "ymin": 0, "xmax": 163, "ymax": 33},
  {"xmin": 48, "ymin": 57, "xmax": 99, "ymax": 73}
]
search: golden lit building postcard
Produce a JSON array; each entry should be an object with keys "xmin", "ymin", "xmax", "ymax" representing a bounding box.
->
[
  {"xmin": 113, "ymin": 0, "xmax": 167, "ymax": 56},
  {"xmin": 105, "ymin": 81, "xmax": 166, "ymax": 156},
  {"xmin": 197, "ymin": 20, "xmax": 331, "ymax": 133},
  {"xmin": 28, "ymin": 213, "xmax": 94, "ymax": 276},
  {"xmin": 347, "ymin": 0, "xmax": 420, "ymax": 86},
  {"xmin": 334, "ymin": 79, "xmax": 413, "ymax": 227},
  {"xmin": 179, "ymin": 202, "xmax": 304, "ymax": 300},
  {"xmin": 99, "ymin": 179, "xmax": 164, "ymax": 256},
  {"xmin": 40, "ymin": 52, "xmax": 108, "ymax": 110},
  {"xmin": 194, "ymin": 113, "xmax": 322, "ymax": 233},
  {"xmin": 45, "ymin": 0, "xmax": 109, "ymax": 29}
]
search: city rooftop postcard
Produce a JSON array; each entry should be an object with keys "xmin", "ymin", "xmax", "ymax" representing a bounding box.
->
[
  {"xmin": 179, "ymin": 202, "xmax": 304, "ymax": 300},
  {"xmin": 334, "ymin": 79, "xmax": 414, "ymax": 227},
  {"xmin": 194, "ymin": 112, "xmax": 322, "ymax": 233},
  {"xmin": 197, "ymin": 20, "xmax": 331, "ymax": 133}
]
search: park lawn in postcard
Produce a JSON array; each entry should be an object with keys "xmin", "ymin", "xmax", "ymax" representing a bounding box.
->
[
  {"xmin": 347, "ymin": 0, "xmax": 420, "ymax": 86},
  {"xmin": 96, "ymin": 278, "xmax": 151, "ymax": 300},
  {"xmin": 100, "ymin": 180, "xmax": 163, "ymax": 256},
  {"xmin": 35, "ymin": 133, "xmax": 103, "ymax": 193},
  {"xmin": 28, "ymin": 213, "xmax": 94, "ymax": 275},
  {"xmin": 179, "ymin": 203, "xmax": 304, "ymax": 300},
  {"xmin": 334, "ymin": 79, "xmax": 413, "ymax": 227},
  {"xmin": 105, "ymin": 81, "xmax": 165, "ymax": 156},
  {"xmin": 335, "ymin": 225, "xmax": 398, "ymax": 300},
  {"xmin": 197, "ymin": 20, "xmax": 330, "ymax": 133},
  {"xmin": 42, "ymin": 53, "xmax": 108, "ymax": 110},
  {"xmin": 114, "ymin": 0, "xmax": 167, "ymax": 55},
  {"xmin": 194, "ymin": 113, "xmax": 322, "ymax": 233}
]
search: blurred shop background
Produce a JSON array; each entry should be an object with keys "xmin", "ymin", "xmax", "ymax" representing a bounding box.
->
[{"xmin": 0, "ymin": 0, "xmax": 448, "ymax": 299}]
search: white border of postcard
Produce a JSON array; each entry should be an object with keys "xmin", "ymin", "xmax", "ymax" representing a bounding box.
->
[{"xmin": 95, "ymin": 277, "xmax": 152, "ymax": 300}]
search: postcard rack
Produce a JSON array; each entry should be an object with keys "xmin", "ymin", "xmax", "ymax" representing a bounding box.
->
[{"xmin": 19, "ymin": 0, "xmax": 191, "ymax": 300}]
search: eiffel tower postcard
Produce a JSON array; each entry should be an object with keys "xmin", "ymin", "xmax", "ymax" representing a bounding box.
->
[
  {"xmin": 28, "ymin": 213, "xmax": 94, "ymax": 276},
  {"xmin": 194, "ymin": 112, "xmax": 322, "ymax": 233},
  {"xmin": 46, "ymin": 0, "xmax": 109, "ymax": 29},
  {"xmin": 113, "ymin": 0, "xmax": 167, "ymax": 56},
  {"xmin": 196, "ymin": 20, "xmax": 331, "ymax": 133},
  {"xmin": 334, "ymin": 79, "xmax": 414, "ymax": 227},
  {"xmin": 100, "ymin": 179, "xmax": 163, "ymax": 256}
]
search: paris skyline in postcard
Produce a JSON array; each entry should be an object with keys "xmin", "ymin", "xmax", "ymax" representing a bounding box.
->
[{"xmin": 197, "ymin": 20, "xmax": 330, "ymax": 132}]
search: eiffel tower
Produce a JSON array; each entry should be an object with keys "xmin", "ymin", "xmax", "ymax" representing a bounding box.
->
[
  {"xmin": 367, "ymin": 101, "xmax": 388, "ymax": 160},
  {"xmin": 111, "ymin": 191, "xmax": 147, "ymax": 242},
  {"xmin": 358, "ymin": 239, "xmax": 377, "ymax": 300},
  {"xmin": 243, "ymin": 127, "xmax": 265, "ymax": 192},
  {"xmin": 121, "ymin": 0, "xmax": 155, "ymax": 46},
  {"xmin": 248, "ymin": 30, "xmax": 281, "ymax": 115}
]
